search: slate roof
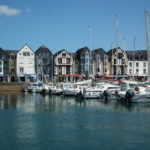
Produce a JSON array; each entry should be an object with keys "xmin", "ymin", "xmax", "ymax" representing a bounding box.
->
[
  {"xmin": 92, "ymin": 48, "xmax": 107, "ymax": 59},
  {"xmin": 54, "ymin": 49, "xmax": 72, "ymax": 57},
  {"xmin": 75, "ymin": 47, "xmax": 90, "ymax": 59},
  {"xmin": 126, "ymin": 50, "xmax": 148, "ymax": 61},
  {"xmin": 35, "ymin": 45, "xmax": 53, "ymax": 55},
  {"xmin": 107, "ymin": 47, "xmax": 124, "ymax": 56}
]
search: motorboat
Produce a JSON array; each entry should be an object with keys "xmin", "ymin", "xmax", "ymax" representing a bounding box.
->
[
  {"xmin": 117, "ymin": 80, "xmax": 150, "ymax": 103},
  {"xmin": 50, "ymin": 85, "xmax": 63, "ymax": 95},
  {"xmin": 61, "ymin": 82, "xmax": 83, "ymax": 96},
  {"xmin": 82, "ymin": 82, "xmax": 120, "ymax": 99},
  {"xmin": 42, "ymin": 82, "xmax": 53, "ymax": 93},
  {"xmin": 28, "ymin": 82, "xmax": 44, "ymax": 93}
]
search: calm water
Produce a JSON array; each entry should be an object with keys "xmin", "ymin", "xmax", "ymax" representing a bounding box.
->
[{"xmin": 0, "ymin": 92, "xmax": 150, "ymax": 150}]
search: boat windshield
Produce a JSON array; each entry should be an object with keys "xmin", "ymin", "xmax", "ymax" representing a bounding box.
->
[
  {"xmin": 121, "ymin": 82, "xmax": 138, "ymax": 91},
  {"xmin": 61, "ymin": 84, "xmax": 77, "ymax": 89}
]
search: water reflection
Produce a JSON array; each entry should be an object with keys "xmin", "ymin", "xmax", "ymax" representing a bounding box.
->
[{"xmin": 0, "ymin": 92, "xmax": 150, "ymax": 113}]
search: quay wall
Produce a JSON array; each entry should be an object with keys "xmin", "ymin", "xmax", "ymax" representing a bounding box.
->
[{"xmin": 0, "ymin": 83, "xmax": 26, "ymax": 92}]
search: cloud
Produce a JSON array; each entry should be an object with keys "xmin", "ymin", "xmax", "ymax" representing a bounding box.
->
[{"xmin": 0, "ymin": 5, "xmax": 21, "ymax": 16}]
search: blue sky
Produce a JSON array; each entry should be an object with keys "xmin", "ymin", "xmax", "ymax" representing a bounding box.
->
[{"xmin": 0, "ymin": 0, "xmax": 150, "ymax": 53}]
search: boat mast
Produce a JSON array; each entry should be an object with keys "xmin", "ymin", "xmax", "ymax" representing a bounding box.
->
[
  {"xmin": 89, "ymin": 25, "xmax": 92, "ymax": 77},
  {"xmin": 145, "ymin": 10, "xmax": 150, "ymax": 81},
  {"xmin": 123, "ymin": 38, "xmax": 126, "ymax": 75},
  {"xmin": 111, "ymin": 43, "xmax": 114, "ymax": 75},
  {"xmin": 115, "ymin": 15, "xmax": 119, "ymax": 79},
  {"xmin": 133, "ymin": 36, "xmax": 136, "ymax": 80}
]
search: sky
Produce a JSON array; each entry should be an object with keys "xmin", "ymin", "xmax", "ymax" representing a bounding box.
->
[{"xmin": 0, "ymin": 0, "xmax": 150, "ymax": 53}]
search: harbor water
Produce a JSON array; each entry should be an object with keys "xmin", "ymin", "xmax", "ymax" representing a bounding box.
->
[{"xmin": 0, "ymin": 92, "xmax": 150, "ymax": 150}]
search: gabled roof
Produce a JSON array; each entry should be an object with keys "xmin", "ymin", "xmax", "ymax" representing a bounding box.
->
[
  {"xmin": 54, "ymin": 49, "xmax": 71, "ymax": 56},
  {"xmin": 35, "ymin": 45, "xmax": 53, "ymax": 55},
  {"xmin": 75, "ymin": 47, "xmax": 90, "ymax": 58},
  {"xmin": 107, "ymin": 47, "xmax": 125, "ymax": 56},
  {"xmin": 19, "ymin": 44, "xmax": 34, "ymax": 53},
  {"xmin": 92, "ymin": 48, "xmax": 107, "ymax": 58},
  {"xmin": 0, "ymin": 48, "xmax": 4, "ymax": 59},
  {"xmin": 4, "ymin": 50, "xmax": 19, "ymax": 54},
  {"xmin": 76, "ymin": 47, "xmax": 90, "ymax": 54},
  {"xmin": 126, "ymin": 50, "xmax": 147, "ymax": 61}
]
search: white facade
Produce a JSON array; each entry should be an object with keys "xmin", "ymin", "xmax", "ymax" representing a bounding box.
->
[
  {"xmin": 54, "ymin": 50, "xmax": 73, "ymax": 75},
  {"xmin": 128, "ymin": 61, "xmax": 148, "ymax": 76},
  {"xmin": 17, "ymin": 45, "xmax": 35, "ymax": 77},
  {"xmin": 0, "ymin": 60, "xmax": 3, "ymax": 75}
]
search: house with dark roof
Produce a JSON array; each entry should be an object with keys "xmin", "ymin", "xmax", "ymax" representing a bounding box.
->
[
  {"xmin": 0, "ymin": 47, "xmax": 19, "ymax": 82},
  {"xmin": 54, "ymin": 49, "xmax": 73, "ymax": 78},
  {"xmin": 92, "ymin": 48, "xmax": 108, "ymax": 76},
  {"xmin": 75, "ymin": 47, "xmax": 91, "ymax": 77},
  {"xmin": 126, "ymin": 50, "xmax": 148, "ymax": 80},
  {"xmin": 35, "ymin": 45, "xmax": 53, "ymax": 82},
  {"xmin": 0, "ymin": 48, "xmax": 5, "ymax": 82},
  {"xmin": 107, "ymin": 47, "xmax": 128, "ymax": 77},
  {"xmin": 4, "ymin": 50, "xmax": 19, "ymax": 82}
]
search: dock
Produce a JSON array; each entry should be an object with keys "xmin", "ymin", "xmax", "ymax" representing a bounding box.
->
[{"xmin": 0, "ymin": 83, "xmax": 27, "ymax": 92}]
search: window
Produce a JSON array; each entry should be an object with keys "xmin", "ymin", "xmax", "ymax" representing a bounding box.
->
[
  {"xmin": 20, "ymin": 67, "xmax": 24, "ymax": 74},
  {"xmin": 23, "ymin": 52, "xmax": 30, "ymax": 56},
  {"xmin": 143, "ymin": 62, "xmax": 146, "ymax": 67},
  {"xmin": 143, "ymin": 69, "xmax": 146, "ymax": 74},
  {"xmin": 118, "ymin": 53, "xmax": 123, "ymax": 59},
  {"xmin": 66, "ymin": 58, "xmax": 70, "ymax": 64},
  {"xmin": 0, "ymin": 61, "xmax": 2, "ymax": 65},
  {"xmin": 10, "ymin": 54, "xmax": 15, "ymax": 59},
  {"xmin": 129, "ymin": 62, "xmax": 132, "ymax": 67},
  {"xmin": 11, "ymin": 68, "xmax": 15, "ymax": 74},
  {"xmin": 58, "ymin": 58, "xmax": 62, "ymax": 64},
  {"xmin": 136, "ymin": 62, "xmax": 139, "ymax": 67},
  {"xmin": 81, "ymin": 59, "xmax": 85, "ymax": 64},
  {"xmin": 62, "ymin": 53, "xmax": 66, "ymax": 57},
  {"xmin": 66, "ymin": 66, "xmax": 70, "ymax": 74},
  {"xmin": 114, "ymin": 59, "xmax": 116, "ymax": 64},
  {"xmin": 122, "ymin": 59, "xmax": 125, "ymax": 64},
  {"xmin": 129, "ymin": 69, "xmax": 132, "ymax": 74},
  {"xmin": 10, "ymin": 61, "xmax": 15, "ymax": 67},
  {"xmin": 136, "ymin": 69, "xmax": 139, "ymax": 74}
]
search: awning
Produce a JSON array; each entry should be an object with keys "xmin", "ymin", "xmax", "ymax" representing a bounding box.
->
[
  {"xmin": 60, "ymin": 74, "xmax": 83, "ymax": 77},
  {"xmin": 24, "ymin": 74, "xmax": 31, "ymax": 77},
  {"xmin": 104, "ymin": 74, "xmax": 112, "ymax": 77},
  {"xmin": 18, "ymin": 75, "xmax": 35, "ymax": 77},
  {"xmin": 111, "ymin": 75, "xmax": 129, "ymax": 78},
  {"xmin": 0, "ymin": 74, "xmax": 8, "ymax": 77}
]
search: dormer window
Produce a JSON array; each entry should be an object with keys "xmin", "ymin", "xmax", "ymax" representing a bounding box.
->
[{"xmin": 62, "ymin": 53, "xmax": 66, "ymax": 57}]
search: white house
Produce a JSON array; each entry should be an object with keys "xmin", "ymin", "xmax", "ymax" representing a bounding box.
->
[
  {"xmin": 0, "ymin": 60, "xmax": 3, "ymax": 75},
  {"xmin": 17, "ymin": 45, "xmax": 36, "ymax": 82},
  {"xmin": 127, "ymin": 50, "xmax": 148, "ymax": 80}
]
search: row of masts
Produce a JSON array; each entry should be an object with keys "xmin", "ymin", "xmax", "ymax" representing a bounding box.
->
[{"xmin": 88, "ymin": 10, "xmax": 150, "ymax": 81}]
